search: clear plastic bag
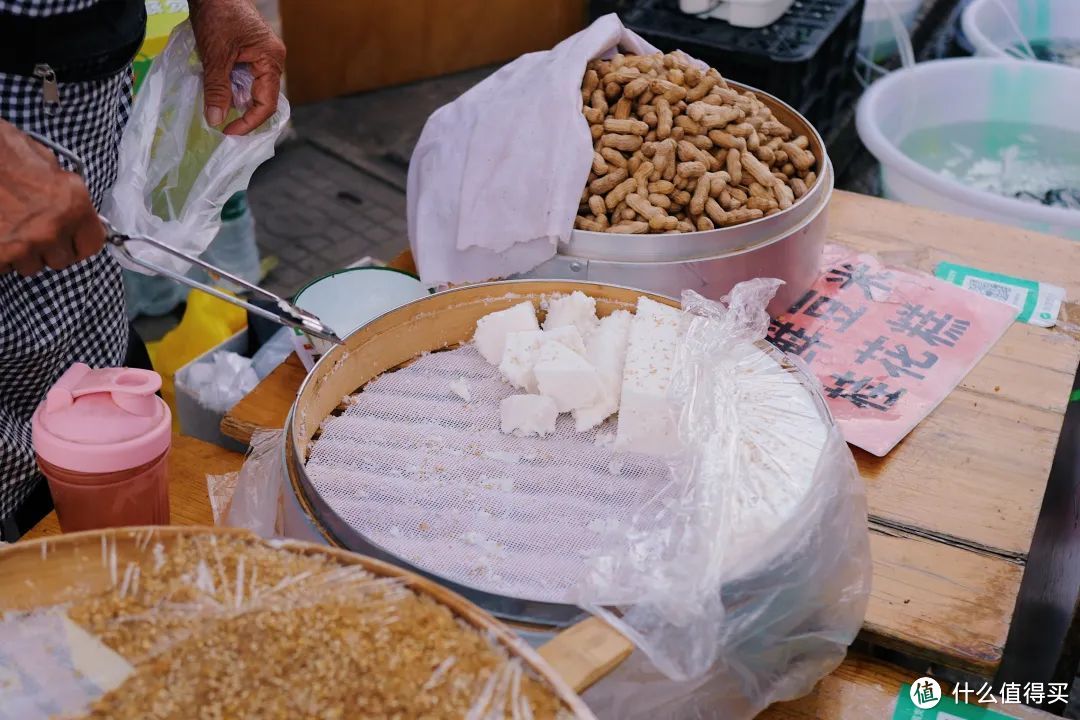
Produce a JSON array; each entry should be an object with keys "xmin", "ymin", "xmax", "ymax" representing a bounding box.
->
[
  {"xmin": 574, "ymin": 279, "xmax": 872, "ymax": 719},
  {"xmin": 101, "ymin": 21, "xmax": 289, "ymax": 276},
  {"xmin": 204, "ymin": 429, "xmax": 287, "ymax": 538}
]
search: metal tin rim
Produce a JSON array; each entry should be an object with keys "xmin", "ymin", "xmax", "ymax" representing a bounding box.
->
[{"xmin": 285, "ymin": 280, "xmax": 837, "ymax": 629}]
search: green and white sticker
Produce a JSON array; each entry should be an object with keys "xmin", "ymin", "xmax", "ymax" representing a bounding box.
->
[
  {"xmin": 935, "ymin": 262, "xmax": 1064, "ymax": 328},
  {"xmin": 894, "ymin": 682, "xmax": 1017, "ymax": 720}
]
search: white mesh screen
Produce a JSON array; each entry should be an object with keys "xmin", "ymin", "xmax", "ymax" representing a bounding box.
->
[{"xmin": 305, "ymin": 344, "xmax": 826, "ymax": 605}]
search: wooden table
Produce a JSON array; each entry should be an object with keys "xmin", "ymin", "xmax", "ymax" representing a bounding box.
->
[
  {"xmin": 218, "ymin": 191, "xmax": 1080, "ymax": 707},
  {"xmin": 18, "ymin": 433, "xmax": 1057, "ymax": 719}
]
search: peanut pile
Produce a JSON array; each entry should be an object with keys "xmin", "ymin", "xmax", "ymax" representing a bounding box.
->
[{"xmin": 577, "ymin": 52, "xmax": 818, "ymax": 234}]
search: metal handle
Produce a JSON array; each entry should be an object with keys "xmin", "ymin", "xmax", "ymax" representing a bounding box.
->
[{"xmin": 23, "ymin": 130, "xmax": 344, "ymax": 346}]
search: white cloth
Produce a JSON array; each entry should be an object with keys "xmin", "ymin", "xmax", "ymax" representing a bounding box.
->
[{"xmin": 406, "ymin": 14, "xmax": 660, "ymax": 286}]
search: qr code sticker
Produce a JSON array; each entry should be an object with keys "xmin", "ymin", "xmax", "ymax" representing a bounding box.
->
[{"xmin": 965, "ymin": 277, "xmax": 1011, "ymax": 302}]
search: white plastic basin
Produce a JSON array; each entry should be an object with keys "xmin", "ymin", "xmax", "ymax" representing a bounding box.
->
[
  {"xmin": 856, "ymin": 57, "xmax": 1080, "ymax": 240},
  {"xmin": 962, "ymin": 0, "xmax": 1080, "ymax": 61}
]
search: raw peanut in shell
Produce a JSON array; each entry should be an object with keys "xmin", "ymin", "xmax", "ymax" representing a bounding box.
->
[
  {"xmin": 708, "ymin": 130, "xmax": 746, "ymax": 151},
  {"xmin": 607, "ymin": 221, "xmax": 649, "ymax": 234},
  {"xmin": 643, "ymin": 112, "xmax": 658, "ymax": 128},
  {"xmin": 747, "ymin": 196, "xmax": 778, "ymax": 212},
  {"xmin": 740, "ymin": 151, "xmax": 775, "ymax": 187},
  {"xmin": 638, "ymin": 90, "xmax": 655, "ymax": 105},
  {"xmin": 729, "ymin": 187, "xmax": 748, "ymax": 204},
  {"xmin": 624, "ymin": 77, "xmax": 651, "ymax": 99},
  {"xmin": 645, "ymin": 130, "xmax": 657, "ymax": 142},
  {"xmin": 672, "ymin": 189, "xmax": 692, "ymax": 206},
  {"xmin": 790, "ymin": 177, "xmax": 808, "ymax": 199},
  {"xmin": 726, "ymin": 148, "xmax": 742, "ymax": 186},
  {"xmin": 595, "ymin": 212, "xmax": 609, "ymax": 229},
  {"xmin": 696, "ymin": 215, "xmax": 715, "ymax": 231},
  {"xmin": 747, "ymin": 130, "xmax": 760, "ymax": 152},
  {"xmin": 685, "ymin": 66, "xmax": 702, "ymax": 86},
  {"xmin": 782, "ymin": 142, "xmax": 815, "ymax": 172},
  {"xmin": 727, "ymin": 122, "xmax": 754, "ymax": 138},
  {"xmin": 591, "ymin": 124, "xmax": 603, "ymax": 140},
  {"xmin": 755, "ymin": 146, "xmax": 776, "ymax": 165},
  {"xmin": 774, "ymin": 151, "xmax": 789, "ymax": 166},
  {"xmin": 686, "ymin": 74, "xmax": 718, "ymax": 102},
  {"xmin": 628, "ymin": 154, "xmax": 642, "ymax": 175},
  {"xmin": 649, "ymin": 193, "xmax": 672, "ymax": 209},
  {"xmin": 690, "ymin": 171, "xmax": 713, "ymax": 216},
  {"xmin": 656, "ymin": 98, "xmax": 673, "ymax": 139},
  {"xmin": 648, "ymin": 180, "xmax": 675, "ymax": 195},
  {"xmin": 583, "ymin": 69, "xmax": 599, "ymax": 96},
  {"xmin": 704, "ymin": 198, "xmax": 727, "ymax": 226},
  {"xmin": 676, "ymin": 220, "xmax": 695, "ymax": 232},
  {"xmin": 575, "ymin": 215, "xmax": 605, "ymax": 232},
  {"xmin": 583, "ymin": 106, "xmax": 603, "ymax": 124},
  {"xmin": 605, "ymin": 178, "xmax": 638, "ymax": 210},
  {"xmin": 793, "ymin": 135, "xmax": 810, "ymax": 149},
  {"xmin": 604, "ymin": 81, "xmax": 621, "ymax": 100},
  {"xmin": 591, "ymin": 90, "xmax": 608, "ymax": 115},
  {"xmin": 719, "ymin": 189, "xmax": 736, "ymax": 210},
  {"xmin": 677, "ymin": 161, "xmax": 707, "ymax": 178},
  {"xmin": 668, "ymin": 68, "xmax": 684, "ymax": 85},
  {"xmin": 766, "ymin": 208, "xmax": 782, "ymax": 216},
  {"xmin": 613, "ymin": 97, "xmax": 633, "ymax": 119},
  {"xmin": 605, "ymin": 66, "xmax": 640, "ymax": 84},
  {"xmin": 591, "ymin": 152, "xmax": 608, "ymax": 175},
  {"xmin": 604, "ymin": 118, "xmax": 649, "ymax": 136},
  {"xmin": 621, "ymin": 207, "xmax": 636, "ymax": 220},
  {"xmin": 602, "ymin": 133, "xmax": 643, "ymax": 152},
  {"xmin": 782, "ymin": 162, "xmax": 796, "ymax": 178},
  {"xmin": 674, "ymin": 176, "xmax": 688, "ymax": 190},
  {"xmin": 722, "ymin": 207, "xmax": 764, "ymax": 225},
  {"xmin": 600, "ymin": 147, "xmax": 627, "ymax": 167},
  {"xmin": 633, "ymin": 160, "xmax": 655, "ymax": 191},
  {"xmin": 689, "ymin": 134, "xmax": 713, "ymax": 151},
  {"xmin": 775, "ymin": 182, "xmax": 795, "ymax": 210},
  {"xmin": 804, "ymin": 171, "xmax": 817, "ymax": 186},
  {"xmin": 589, "ymin": 167, "xmax": 628, "ymax": 195},
  {"xmin": 761, "ymin": 120, "xmax": 792, "ymax": 138},
  {"xmin": 674, "ymin": 115, "xmax": 702, "ymax": 135},
  {"xmin": 700, "ymin": 108, "xmax": 743, "ymax": 130},
  {"xmin": 588, "ymin": 194, "xmax": 607, "ymax": 217},
  {"xmin": 671, "ymin": 126, "xmax": 685, "ymax": 141}
]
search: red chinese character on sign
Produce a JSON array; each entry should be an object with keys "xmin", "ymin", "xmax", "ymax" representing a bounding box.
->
[
  {"xmin": 854, "ymin": 336, "xmax": 939, "ymax": 380},
  {"xmin": 767, "ymin": 320, "xmax": 832, "ymax": 363},
  {"xmin": 886, "ymin": 304, "xmax": 971, "ymax": 348},
  {"xmin": 822, "ymin": 372, "xmax": 906, "ymax": 412},
  {"xmin": 825, "ymin": 262, "xmax": 894, "ymax": 299},
  {"xmin": 787, "ymin": 290, "xmax": 867, "ymax": 333}
]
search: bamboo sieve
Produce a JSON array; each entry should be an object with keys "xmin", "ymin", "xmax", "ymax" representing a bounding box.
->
[{"xmin": 0, "ymin": 526, "xmax": 631, "ymax": 716}]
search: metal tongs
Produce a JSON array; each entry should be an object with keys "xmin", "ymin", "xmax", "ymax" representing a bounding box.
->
[{"xmin": 26, "ymin": 131, "xmax": 344, "ymax": 346}]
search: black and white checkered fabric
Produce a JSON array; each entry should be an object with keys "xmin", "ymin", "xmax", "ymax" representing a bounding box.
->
[
  {"xmin": 0, "ymin": 58, "xmax": 133, "ymax": 530},
  {"xmin": 0, "ymin": 0, "xmax": 98, "ymax": 15}
]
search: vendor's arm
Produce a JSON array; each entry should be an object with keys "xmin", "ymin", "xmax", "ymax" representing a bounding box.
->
[
  {"xmin": 189, "ymin": 0, "xmax": 286, "ymax": 136},
  {"xmin": 0, "ymin": 120, "xmax": 106, "ymax": 276}
]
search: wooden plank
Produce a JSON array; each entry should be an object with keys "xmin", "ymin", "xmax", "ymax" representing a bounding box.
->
[
  {"xmin": 279, "ymin": 0, "xmax": 585, "ymax": 104},
  {"xmin": 760, "ymin": 651, "xmax": 1059, "ymax": 720},
  {"xmin": 538, "ymin": 617, "xmax": 635, "ymax": 695},
  {"xmin": 220, "ymin": 353, "xmax": 307, "ymax": 445},
  {"xmin": 21, "ymin": 435, "xmax": 239, "ymax": 542},
  {"xmin": 864, "ymin": 527, "xmax": 1022, "ymax": 675}
]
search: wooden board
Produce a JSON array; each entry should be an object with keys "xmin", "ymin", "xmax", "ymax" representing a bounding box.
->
[
  {"xmin": 279, "ymin": 0, "xmax": 585, "ymax": 104},
  {"xmin": 21, "ymin": 434, "xmax": 242, "ymax": 542}
]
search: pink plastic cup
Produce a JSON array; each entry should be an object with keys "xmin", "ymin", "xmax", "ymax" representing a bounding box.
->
[{"xmin": 32, "ymin": 363, "xmax": 172, "ymax": 533}]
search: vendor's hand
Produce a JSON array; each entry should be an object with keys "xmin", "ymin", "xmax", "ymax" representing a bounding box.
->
[
  {"xmin": 0, "ymin": 120, "xmax": 105, "ymax": 276},
  {"xmin": 190, "ymin": 0, "xmax": 286, "ymax": 136}
]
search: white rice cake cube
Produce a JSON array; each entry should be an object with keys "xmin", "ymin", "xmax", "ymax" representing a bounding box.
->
[
  {"xmin": 542, "ymin": 291, "xmax": 599, "ymax": 338},
  {"xmin": 572, "ymin": 310, "xmax": 633, "ymax": 432},
  {"xmin": 499, "ymin": 326, "xmax": 587, "ymax": 392},
  {"xmin": 473, "ymin": 302, "xmax": 540, "ymax": 364},
  {"xmin": 500, "ymin": 394, "xmax": 558, "ymax": 437},
  {"xmin": 614, "ymin": 297, "xmax": 690, "ymax": 456},
  {"xmin": 533, "ymin": 341, "xmax": 601, "ymax": 413}
]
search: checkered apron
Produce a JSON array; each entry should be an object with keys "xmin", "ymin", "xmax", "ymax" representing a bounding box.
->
[{"xmin": 0, "ymin": 0, "xmax": 133, "ymax": 536}]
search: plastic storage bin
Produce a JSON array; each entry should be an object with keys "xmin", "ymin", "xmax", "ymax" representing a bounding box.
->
[
  {"xmin": 962, "ymin": 0, "xmax": 1080, "ymax": 63},
  {"xmin": 856, "ymin": 57, "xmax": 1080, "ymax": 241},
  {"xmin": 616, "ymin": 0, "xmax": 865, "ymax": 140}
]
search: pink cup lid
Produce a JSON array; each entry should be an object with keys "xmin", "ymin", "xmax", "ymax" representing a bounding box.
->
[{"xmin": 32, "ymin": 363, "xmax": 171, "ymax": 473}]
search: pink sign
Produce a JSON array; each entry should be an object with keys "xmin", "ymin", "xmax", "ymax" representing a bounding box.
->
[{"xmin": 767, "ymin": 245, "xmax": 1018, "ymax": 456}]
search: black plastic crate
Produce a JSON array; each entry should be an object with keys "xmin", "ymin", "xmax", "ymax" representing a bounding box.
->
[{"xmin": 598, "ymin": 0, "xmax": 865, "ymax": 142}]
